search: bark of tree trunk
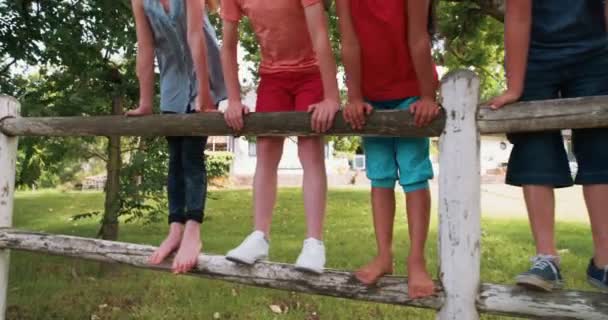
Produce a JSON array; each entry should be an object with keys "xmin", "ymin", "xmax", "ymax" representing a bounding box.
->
[{"xmin": 99, "ymin": 95, "xmax": 122, "ymax": 241}]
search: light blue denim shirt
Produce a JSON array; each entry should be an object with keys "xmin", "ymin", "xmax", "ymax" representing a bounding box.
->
[{"xmin": 143, "ymin": 0, "xmax": 227, "ymax": 113}]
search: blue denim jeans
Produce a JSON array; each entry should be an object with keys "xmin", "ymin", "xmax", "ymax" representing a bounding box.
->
[
  {"xmin": 163, "ymin": 108, "xmax": 208, "ymax": 224},
  {"xmin": 166, "ymin": 135, "xmax": 208, "ymax": 224}
]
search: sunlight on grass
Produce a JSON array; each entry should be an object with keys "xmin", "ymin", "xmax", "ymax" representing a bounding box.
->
[{"xmin": 7, "ymin": 189, "xmax": 598, "ymax": 319}]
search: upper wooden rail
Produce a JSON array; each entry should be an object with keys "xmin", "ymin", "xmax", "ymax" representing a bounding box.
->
[
  {"xmin": 0, "ymin": 111, "xmax": 445, "ymax": 137},
  {"xmin": 477, "ymin": 95, "xmax": 608, "ymax": 134},
  {"xmin": 0, "ymin": 96, "xmax": 607, "ymax": 137}
]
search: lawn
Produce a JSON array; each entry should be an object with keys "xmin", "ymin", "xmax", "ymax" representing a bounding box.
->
[{"xmin": 6, "ymin": 189, "xmax": 599, "ymax": 319}]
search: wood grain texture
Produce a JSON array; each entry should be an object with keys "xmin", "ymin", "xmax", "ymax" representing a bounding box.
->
[
  {"xmin": 0, "ymin": 228, "xmax": 444, "ymax": 310},
  {"xmin": 0, "ymin": 96, "xmax": 19, "ymax": 320},
  {"xmin": 2, "ymin": 95, "xmax": 607, "ymax": 137},
  {"xmin": 478, "ymin": 283, "xmax": 608, "ymax": 320},
  {"xmin": 0, "ymin": 229, "xmax": 606, "ymax": 319},
  {"xmin": 438, "ymin": 70, "xmax": 482, "ymax": 320},
  {"xmin": 478, "ymin": 95, "xmax": 608, "ymax": 134},
  {"xmin": 0, "ymin": 110, "xmax": 446, "ymax": 137}
]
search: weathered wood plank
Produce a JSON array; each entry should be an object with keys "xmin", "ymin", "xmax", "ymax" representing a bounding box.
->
[
  {"xmin": 0, "ymin": 110, "xmax": 446, "ymax": 137},
  {"xmin": 0, "ymin": 229, "xmax": 444, "ymax": 310},
  {"xmin": 478, "ymin": 283, "xmax": 608, "ymax": 320},
  {"xmin": 438, "ymin": 70, "xmax": 482, "ymax": 320},
  {"xmin": 0, "ymin": 96, "xmax": 19, "ymax": 320},
  {"xmin": 1, "ymin": 229, "xmax": 606, "ymax": 319},
  {"xmin": 478, "ymin": 95, "xmax": 608, "ymax": 134}
]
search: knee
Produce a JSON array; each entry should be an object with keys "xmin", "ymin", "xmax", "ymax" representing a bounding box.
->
[
  {"xmin": 256, "ymin": 137, "xmax": 284, "ymax": 167},
  {"xmin": 298, "ymin": 137, "xmax": 325, "ymax": 167}
]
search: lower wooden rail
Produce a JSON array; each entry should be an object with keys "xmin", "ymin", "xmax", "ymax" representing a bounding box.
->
[{"xmin": 0, "ymin": 229, "xmax": 605, "ymax": 319}]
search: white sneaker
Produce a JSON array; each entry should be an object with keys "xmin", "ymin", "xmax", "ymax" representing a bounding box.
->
[
  {"xmin": 226, "ymin": 231, "xmax": 269, "ymax": 265},
  {"xmin": 295, "ymin": 238, "xmax": 326, "ymax": 274}
]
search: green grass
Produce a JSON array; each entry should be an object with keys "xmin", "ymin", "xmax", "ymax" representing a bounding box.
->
[{"xmin": 6, "ymin": 189, "xmax": 599, "ymax": 319}]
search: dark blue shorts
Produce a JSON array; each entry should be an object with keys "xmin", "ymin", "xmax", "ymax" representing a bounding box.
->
[{"xmin": 506, "ymin": 52, "xmax": 608, "ymax": 187}]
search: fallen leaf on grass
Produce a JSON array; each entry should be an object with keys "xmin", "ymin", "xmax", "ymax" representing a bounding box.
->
[{"xmin": 269, "ymin": 305, "xmax": 283, "ymax": 314}]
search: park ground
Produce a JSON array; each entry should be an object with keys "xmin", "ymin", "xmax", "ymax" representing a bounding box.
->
[{"xmin": 6, "ymin": 186, "xmax": 600, "ymax": 319}]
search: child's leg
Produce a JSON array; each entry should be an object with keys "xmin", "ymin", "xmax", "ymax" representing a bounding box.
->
[
  {"xmin": 565, "ymin": 55, "xmax": 608, "ymax": 269},
  {"xmin": 293, "ymin": 137, "xmax": 327, "ymax": 274},
  {"xmin": 297, "ymin": 137, "xmax": 326, "ymax": 239},
  {"xmin": 573, "ymin": 127, "xmax": 608, "ymax": 268},
  {"xmin": 583, "ymin": 185, "xmax": 608, "ymax": 266},
  {"xmin": 172, "ymin": 136, "xmax": 208, "ymax": 273},
  {"xmin": 396, "ymin": 132, "xmax": 434, "ymax": 298},
  {"xmin": 253, "ymin": 137, "xmax": 285, "ymax": 235},
  {"xmin": 507, "ymin": 131, "xmax": 570, "ymax": 291},
  {"xmin": 404, "ymin": 188, "xmax": 433, "ymax": 298},
  {"xmin": 510, "ymin": 131, "xmax": 570, "ymax": 257},
  {"xmin": 356, "ymin": 187, "xmax": 396, "ymax": 284},
  {"xmin": 149, "ymin": 136, "xmax": 186, "ymax": 265},
  {"xmin": 504, "ymin": 68, "xmax": 567, "ymax": 290},
  {"xmin": 355, "ymin": 136, "xmax": 398, "ymax": 284},
  {"xmin": 523, "ymin": 185, "xmax": 558, "ymax": 256}
]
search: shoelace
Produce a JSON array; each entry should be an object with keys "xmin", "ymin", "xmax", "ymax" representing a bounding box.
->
[{"xmin": 530, "ymin": 255, "xmax": 559, "ymax": 277}]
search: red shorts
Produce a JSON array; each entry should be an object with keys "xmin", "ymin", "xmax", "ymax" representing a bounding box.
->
[{"xmin": 256, "ymin": 69, "xmax": 324, "ymax": 112}]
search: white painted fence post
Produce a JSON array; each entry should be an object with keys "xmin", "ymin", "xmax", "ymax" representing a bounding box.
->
[
  {"xmin": 437, "ymin": 70, "xmax": 481, "ymax": 320},
  {"xmin": 0, "ymin": 96, "xmax": 19, "ymax": 320}
]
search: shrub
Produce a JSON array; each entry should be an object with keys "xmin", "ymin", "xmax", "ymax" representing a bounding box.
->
[{"xmin": 206, "ymin": 151, "xmax": 234, "ymax": 179}]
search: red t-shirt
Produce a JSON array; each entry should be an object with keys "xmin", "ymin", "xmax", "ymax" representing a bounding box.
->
[
  {"xmin": 350, "ymin": 0, "xmax": 434, "ymax": 101},
  {"xmin": 221, "ymin": 0, "xmax": 321, "ymax": 74}
]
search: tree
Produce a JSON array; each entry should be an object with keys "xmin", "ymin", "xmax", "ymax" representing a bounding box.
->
[{"xmin": 1, "ymin": 0, "xmax": 138, "ymax": 240}]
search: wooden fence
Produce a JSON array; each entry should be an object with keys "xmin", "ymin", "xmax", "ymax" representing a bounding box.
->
[{"xmin": 0, "ymin": 70, "xmax": 607, "ymax": 320}]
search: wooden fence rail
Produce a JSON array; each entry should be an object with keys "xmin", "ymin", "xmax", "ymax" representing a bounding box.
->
[
  {"xmin": 1, "ymin": 72, "xmax": 607, "ymax": 320},
  {"xmin": 0, "ymin": 109, "xmax": 445, "ymax": 137},
  {"xmin": 1, "ymin": 95, "xmax": 607, "ymax": 138},
  {"xmin": 0, "ymin": 229, "xmax": 605, "ymax": 320}
]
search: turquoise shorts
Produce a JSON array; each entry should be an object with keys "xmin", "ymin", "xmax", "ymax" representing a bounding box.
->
[{"xmin": 363, "ymin": 97, "xmax": 434, "ymax": 192}]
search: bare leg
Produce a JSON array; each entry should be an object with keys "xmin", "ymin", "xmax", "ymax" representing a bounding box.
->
[
  {"xmin": 253, "ymin": 137, "xmax": 285, "ymax": 236},
  {"xmin": 149, "ymin": 223, "xmax": 183, "ymax": 265},
  {"xmin": 523, "ymin": 185, "xmax": 558, "ymax": 256},
  {"xmin": 583, "ymin": 184, "xmax": 608, "ymax": 267},
  {"xmin": 172, "ymin": 220, "xmax": 202, "ymax": 274},
  {"xmin": 355, "ymin": 187, "xmax": 395, "ymax": 285},
  {"xmin": 297, "ymin": 137, "xmax": 327, "ymax": 240},
  {"xmin": 405, "ymin": 188, "xmax": 435, "ymax": 299}
]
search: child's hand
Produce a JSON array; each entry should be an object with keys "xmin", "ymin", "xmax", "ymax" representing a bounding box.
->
[
  {"xmin": 410, "ymin": 97, "xmax": 440, "ymax": 127},
  {"xmin": 309, "ymin": 99, "xmax": 341, "ymax": 133},
  {"xmin": 487, "ymin": 90, "xmax": 521, "ymax": 110},
  {"xmin": 125, "ymin": 105, "xmax": 153, "ymax": 117},
  {"xmin": 194, "ymin": 96, "xmax": 220, "ymax": 113},
  {"xmin": 194, "ymin": 93, "xmax": 214, "ymax": 113},
  {"xmin": 343, "ymin": 100, "xmax": 373, "ymax": 130},
  {"xmin": 223, "ymin": 100, "xmax": 249, "ymax": 131}
]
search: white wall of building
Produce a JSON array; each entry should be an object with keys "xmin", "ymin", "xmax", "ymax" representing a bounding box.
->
[{"xmin": 480, "ymin": 135, "xmax": 512, "ymax": 173}]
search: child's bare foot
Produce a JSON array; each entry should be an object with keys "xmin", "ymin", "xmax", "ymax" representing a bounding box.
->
[
  {"xmin": 172, "ymin": 221, "xmax": 202, "ymax": 274},
  {"xmin": 149, "ymin": 223, "xmax": 184, "ymax": 265},
  {"xmin": 355, "ymin": 255, "xmax": 394, "ymax": 285},
  {"xmin": 407, "ymin": 258, "xmax": 436, "ymax": 299},
  {"xmin": 125, "ymin": 106, "xmax": 153, "ymax": 117}
]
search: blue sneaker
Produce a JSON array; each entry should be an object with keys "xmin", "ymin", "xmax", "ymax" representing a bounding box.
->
[
  {"xmin": 587, "ymin": 258, "xmax": 608, "ymax": 293},
  {"xmin": 515, "ymin": 255, "xmax": 563, "ymax": 292}
]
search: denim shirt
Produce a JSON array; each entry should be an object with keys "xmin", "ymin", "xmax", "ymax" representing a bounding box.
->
[{"xmin": 143, "ymin": 0, "xmax": 227, "ymax": 113}]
